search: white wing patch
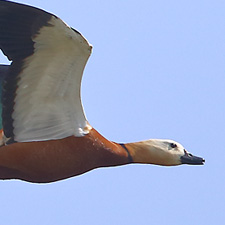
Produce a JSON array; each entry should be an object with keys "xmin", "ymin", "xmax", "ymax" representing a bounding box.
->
[{"xmin": 12, "ymin": 16, "xmax": 92, "ymax": 142}]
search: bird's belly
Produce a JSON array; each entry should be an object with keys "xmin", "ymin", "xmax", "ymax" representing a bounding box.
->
[{"xmin": 0, "ymin": 136, "xmax": 97, "ymax": 183}]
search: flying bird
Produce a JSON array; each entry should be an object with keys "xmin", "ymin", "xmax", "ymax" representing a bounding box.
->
[{"xmin": 0, "ymin": 0, "xmax": 204, "ymax": 183}]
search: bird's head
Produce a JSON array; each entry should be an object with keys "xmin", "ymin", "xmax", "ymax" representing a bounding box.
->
[{"xmin": 127, "ymin": 139, "xmax": 205, "ymax": 166}]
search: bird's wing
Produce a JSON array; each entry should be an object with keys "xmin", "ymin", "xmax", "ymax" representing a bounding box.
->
[
  {"xmin": 0, "ymin": 1, "xmax": 92, "ymax": 144},
  {"xmin": 0, "ymin": 65, "xmax": 9, "ymax": 130}
]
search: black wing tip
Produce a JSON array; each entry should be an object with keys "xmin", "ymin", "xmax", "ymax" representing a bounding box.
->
[
  {"xmin": 0, "ymin": 0, "xmax": 54, "ymax": 61},
  {"xmin": 0, "ymin": 0, "xmax": 54, "ymax": 16}
]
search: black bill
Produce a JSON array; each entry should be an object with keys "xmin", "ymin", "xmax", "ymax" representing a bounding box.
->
[{"xmin": 181, "ymin": 150, "xmax": 205, "ymax": 165}]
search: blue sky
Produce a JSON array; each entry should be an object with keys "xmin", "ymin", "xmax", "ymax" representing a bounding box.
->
[{"xmin": 0, "ymin": 0, "xmax": 224, "ymax": 224}]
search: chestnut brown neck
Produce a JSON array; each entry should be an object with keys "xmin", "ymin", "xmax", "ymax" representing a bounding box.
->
[{"xmin": 82, "ymin": 128, "xmax": 133, "ymax": 168}]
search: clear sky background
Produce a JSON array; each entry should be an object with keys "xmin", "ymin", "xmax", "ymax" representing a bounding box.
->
[{"xmin": 0, "ymin": 0, "xmax": 224, "ymax": 225}]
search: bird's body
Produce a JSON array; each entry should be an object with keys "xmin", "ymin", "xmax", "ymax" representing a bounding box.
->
[
  {"xmin": 0, "ymin": 0, "xmax": 204, "ymax": 183},
  {"xmin": 0, "ymin": 128, "xmax": 131, "ymax": 183}
]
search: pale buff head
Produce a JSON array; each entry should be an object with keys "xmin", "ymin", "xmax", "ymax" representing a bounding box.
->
[{"xmin": 128, "ymin": 139, "xmax": 204, "ymax": 166}]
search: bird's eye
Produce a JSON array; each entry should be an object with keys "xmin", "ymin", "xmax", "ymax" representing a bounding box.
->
[{"xmin": 170, "ymin": 143, "xmax": 177, "ymax": 148}]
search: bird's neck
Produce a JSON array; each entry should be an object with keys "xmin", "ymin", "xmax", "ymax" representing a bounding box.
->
[
  {"xmin": 85, "ymin": 129, "xmax": 133, "ymax": 168},
  {"xmin": 123, "ymin": 141, "xmax": 174, "ymax": 166},
  {"xmin": 86, "ymin": 129, "xmax": 160, "ymax": 167}
]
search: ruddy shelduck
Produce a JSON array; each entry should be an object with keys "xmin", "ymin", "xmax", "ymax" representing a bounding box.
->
[{"xmin": 0, "ymin": 1, "xmax": 204, "ymax": 183}]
